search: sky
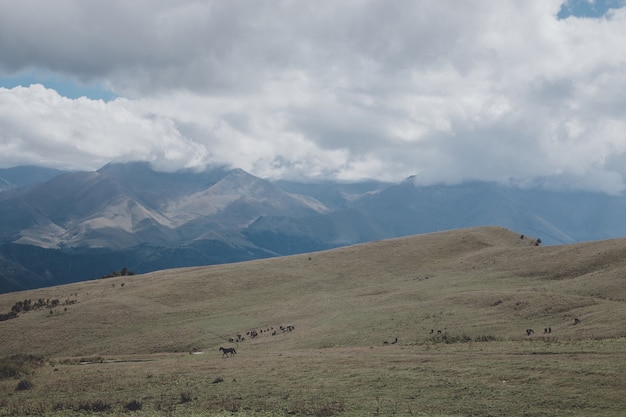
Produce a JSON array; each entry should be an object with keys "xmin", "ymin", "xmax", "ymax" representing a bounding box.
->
[{"xmin": 1, "ymin": 0, "xmax": 625, "ymax": 194}]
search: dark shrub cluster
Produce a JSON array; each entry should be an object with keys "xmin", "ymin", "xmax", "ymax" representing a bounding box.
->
[
  {"xmin": 0, "ymin": 354, "xmax": 45, "ymax": 380},
  {"xmin": 12, "ymin": 298, "xmax": 55, "ymax": 313},
  {"xmin": 0, "ymin": 311, "xmax": 17, "ymax": 321},
  {"xmin": 180, "ymin": 391, "xmax": 193, "ymax": 403},
  {"xmin": 125, "ymin": 399, "xmax": 143, "ymax": 411},
  {"xmin": 16, "ymin": 379, "xmax": 33, "ymax": 391},
  {"xmin": 99, "ymin": 267, "xmax": 135, "ymax": 279},
  {"xmin": 0, "ymin": 297, "xmax": 76, "ymax": 321}
]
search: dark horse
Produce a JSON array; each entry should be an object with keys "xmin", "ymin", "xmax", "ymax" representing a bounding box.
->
[{"xmin": 219, "ymin": 347, "xmax": 237, "ymax": 357}]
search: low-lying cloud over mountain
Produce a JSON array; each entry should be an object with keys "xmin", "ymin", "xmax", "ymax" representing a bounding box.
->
[{"xmin": 2, "ymin": 1, "xmax": 626, "ymax": 194}]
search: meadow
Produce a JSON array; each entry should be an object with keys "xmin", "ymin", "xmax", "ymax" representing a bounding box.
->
[{"xmin": 1, "ymin": 226, "xmax": 625, "ymax": 416}]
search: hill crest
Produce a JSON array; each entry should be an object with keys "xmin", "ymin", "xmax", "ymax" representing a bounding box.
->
[{"xmin": 1, "ymin": 226, "xmax": 624, "ymax": 358}]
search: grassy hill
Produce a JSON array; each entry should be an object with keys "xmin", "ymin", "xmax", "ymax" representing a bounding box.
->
[{"xmin": 1, "ymin": 226, "xmax": 625, "ymax": 416}]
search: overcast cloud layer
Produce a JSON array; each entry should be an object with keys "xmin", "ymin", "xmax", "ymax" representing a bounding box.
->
[{"xmin": 1, "ymin": 0, "xmax": 625, "ymax": 193}]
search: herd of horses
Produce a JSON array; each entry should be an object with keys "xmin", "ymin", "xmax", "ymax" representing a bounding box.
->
[
  {"xmin": 218, "ymin": 316, "xmax": 583, "ymax": 357},
  {"xmin": 218, "ymin": 325, "xmax": 296, "ymax": 358}
]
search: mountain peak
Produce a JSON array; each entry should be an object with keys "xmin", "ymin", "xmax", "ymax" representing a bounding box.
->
[{"xmin": 97, "ymin": 161, "xmax": 154, "ymax": 175}]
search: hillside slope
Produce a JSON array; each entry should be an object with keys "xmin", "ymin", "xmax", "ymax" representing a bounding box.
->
[{"xmin": 1, "ymin": 226, "xmax": 624, "ymax": 358}]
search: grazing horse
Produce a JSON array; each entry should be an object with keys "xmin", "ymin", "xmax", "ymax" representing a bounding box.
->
[
  {"xmin": 383, "ymin": 337, "xmax": 398, "ymax": 345},
  {"xmin": 219, "ymin": 347, "xmax": 237, "ymax": 357}
]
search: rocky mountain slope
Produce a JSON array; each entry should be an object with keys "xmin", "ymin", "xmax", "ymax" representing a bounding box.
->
[{"xmin": 1, "ymin": 162, "xmax": 626, "ymax": 292}]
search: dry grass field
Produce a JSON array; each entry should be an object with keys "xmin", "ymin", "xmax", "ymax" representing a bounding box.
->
[{"xmin": 1, "ymin": 226, "xmax": 625, "ymax": 416}]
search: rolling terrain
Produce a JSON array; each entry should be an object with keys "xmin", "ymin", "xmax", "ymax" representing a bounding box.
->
[{"xmin": 1, "ymin": 226, "xmax": 625, "ymax": 416}]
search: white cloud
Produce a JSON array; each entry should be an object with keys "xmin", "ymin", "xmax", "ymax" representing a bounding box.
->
[
  {"xmin": 0, "ymin": 1, "xmax": 626, "ymax": 193},
  {"xmin": 0, "ymin": 85, "xmax": 208, "ymax": 171}
]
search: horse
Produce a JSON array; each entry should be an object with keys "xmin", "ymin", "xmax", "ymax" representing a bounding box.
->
[
  {"xmin": 219, "ymin": 347, "xmax": 237, "ymax": 357},
  {"xmin": 383, "ymin": 337, "xmax": 398, "ymax": 345}
]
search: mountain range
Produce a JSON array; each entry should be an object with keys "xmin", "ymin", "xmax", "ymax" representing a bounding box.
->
[{"xmin": 1, "ymin": 161, "xmax": 626, "ymax": 292}]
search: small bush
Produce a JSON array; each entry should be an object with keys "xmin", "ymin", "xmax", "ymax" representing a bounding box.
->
[
  {"xmin": 16, "ymin": 379, "xmax": 33, "ymax": 391},
  {"xmin": 125, "ymin": 399, "xmax": 143, "ymax": 411},
  {"xmin": 99, "ymin": 268, "xmax": 135, "ymax": 279},
  {"xmin": 180, "ymin": 391, "xmax": 193, "ymax": 403}
]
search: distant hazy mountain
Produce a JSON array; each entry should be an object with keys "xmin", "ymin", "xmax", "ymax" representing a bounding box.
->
[
  {"xmin": 0, "ymin": 162, "xmax": 327, "ymax": 250},
  {"xmin": 259, "ymin": 179, "xmax": 626, "ymax": 247},
  {"xmin": 2, "ymin": 161, "xmax": 626, "ymax": 292},
  {"xmin": 0, "ymin": 166, "xmax": 64, "ymax": 191}
]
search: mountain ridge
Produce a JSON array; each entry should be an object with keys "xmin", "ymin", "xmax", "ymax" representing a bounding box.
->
[{"xmin": 1, "ymin": 161, "xmax": 626, "ymax": 292}]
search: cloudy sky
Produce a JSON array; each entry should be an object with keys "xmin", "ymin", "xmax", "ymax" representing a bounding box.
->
[{"xmin": 1, "ymin": 0, "xmax": 625, "ymax": 193}]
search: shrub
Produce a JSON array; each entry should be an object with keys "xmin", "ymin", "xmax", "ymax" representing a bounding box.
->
[
  {"xmin": 0, "ymin": 311, "xmax": 18, "ymax": 321},
  {"xmin": 99, "ymin": 268, "xmax": 135, "ymax": 279},
  {"xmin": 16, "ymin": 379, "xmax": 33, "ymax": 391},
  {"xmin": 180, "ymin": 391, "xmax": 193, "ymax": 403},
  {"xmin": 125, "ymin": 399, "xmax": 143, "ymax": 411},
  {"xmin": 1, "ymin": 297, "xmax": 68, "ymax": 320}
]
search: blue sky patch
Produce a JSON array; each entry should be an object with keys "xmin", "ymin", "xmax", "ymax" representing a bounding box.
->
[
  {"xmin": 0, "ymin": 71, "xmax": 116, "ymax": 101},
  {"xmin": 558, "ymin": 0, "xmax": 625, "ymax": 19}
]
